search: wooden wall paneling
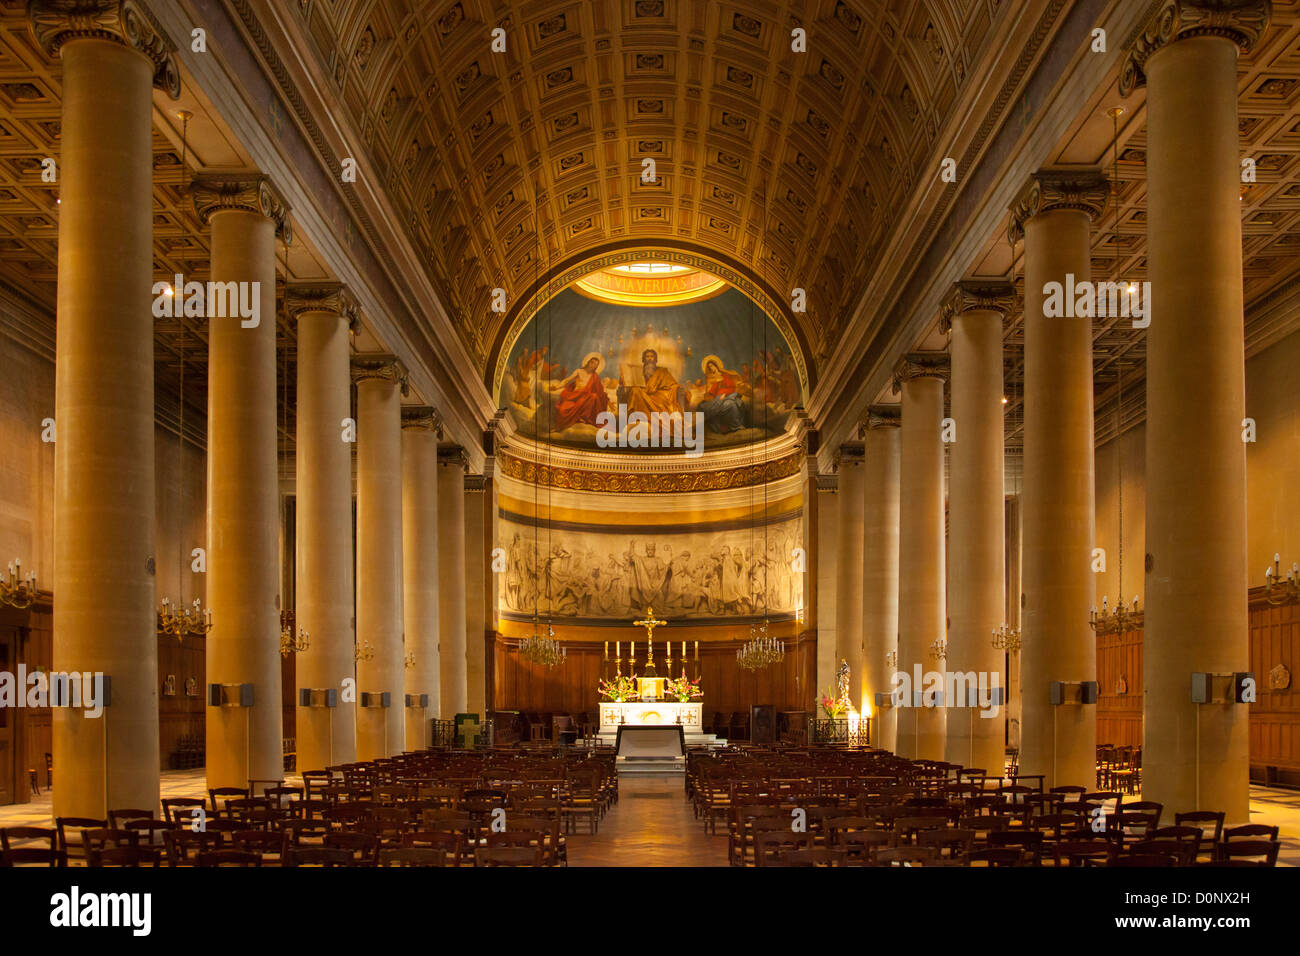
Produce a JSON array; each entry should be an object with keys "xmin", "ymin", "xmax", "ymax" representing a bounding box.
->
[{"xmin": 1249, "ymin": 594, "xmax": 1300, "ymax": 784}]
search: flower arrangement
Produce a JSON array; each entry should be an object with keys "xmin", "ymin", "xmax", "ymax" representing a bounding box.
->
[
  {"xmin": 664, "ymin": 675, "xmax": 702, "ymax": 702},
  {"xmin": 819, "ymin": 684, "xmax": 847, "ymax": 718},
  {"xmin": 598, "ymin": 674, "xmax": 640, "ymax": 703}
]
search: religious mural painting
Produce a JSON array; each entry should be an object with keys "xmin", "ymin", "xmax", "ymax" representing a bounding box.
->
[{"xmin": 498, "ymin": 286, "xmax": 803, "ymax": 451}]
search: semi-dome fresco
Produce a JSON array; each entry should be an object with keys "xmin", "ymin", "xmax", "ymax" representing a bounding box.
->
[{"xmin": 498, "ymin": 272, "xmax": 805, "ymax": 453}]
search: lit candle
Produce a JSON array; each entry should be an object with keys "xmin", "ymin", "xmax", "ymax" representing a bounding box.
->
[
  {"xmin": 604, "ymin": 641, "xmax": 608, "ymax": 659},
  {"xmin": 631, "ymin": 640, "xmax": 636, "ymax": 659},
  {"xmin": 616, "ymin": 641, "xmax": 620, "ymax": 657},
  {"xmin": 694, "ymin": 641, "xmax": 699, "ymax": 660},
  {"xmin": 681, "ymin": 641, "xmax": 685, "ymax": 657}
]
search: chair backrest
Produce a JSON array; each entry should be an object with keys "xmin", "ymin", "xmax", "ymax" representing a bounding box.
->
[
  {"xmin": 0, "ymin": 826, "xmax": 57, "ymax": 852},
  {"xmin": 1223, "ymin": 823, "xmax": 1278, "ymax": 841},
  {"xmin": 288, "ymin": 846, "xmax": 355, "ymax": 867},
  {"xmin": 197, "ymin": 849, "xmax": 263, "ymax": 867},
  {"xmin": 55, "ymin": 817, "xmax": 108, "ymax": 856},
  {"xmin": 1217, "ymin": 839, "xmax": 1279, "ymax": 866},
  {"xmin": 379, "ymin": 847, "xmax": 447, "ymax": 867},
  {"xmin": 967, "ymin": 847, "xmax": 1022, "ymax": 867},
  {"xmin": 1174, "ymin": 810, "xmax": 1225, "ymax": 845},
  {"xmin": 475, "ymin": 845, "xmax": 543, "ymax": 866},
  {"xmin": 91, "ymin": 846, "xmax": 158, "ymax": 867},
  {"xmin": 107, "ymin": 808, "xmax": 156, "ymax": 828},
  {"xmin": 2, "ymin": 847, "xmax": 66, "ymax": 867},
  {"xmin": 875, "ymin": 846, "xmax": 937, "ymax": 866}
]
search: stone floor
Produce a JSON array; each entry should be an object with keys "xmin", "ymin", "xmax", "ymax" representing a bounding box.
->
[{"xmin": 2, "ymin": 769, "xmax": 1296, "ymax": 867}]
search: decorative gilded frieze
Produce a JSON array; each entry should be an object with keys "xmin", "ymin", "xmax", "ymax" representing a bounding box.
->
[
  {"xmin": 891, "ymin": 352, "xmax": 950, "ymax": 394},
  {"xmin": 351, "ymin": 353, "xmax": 409, "ymax": 395},
  {"xmin": 1007, "ymin": 170, "xmax": 1108, "ymax": 244},
  {"xmin": 285, "ymin": 282, "xmax": 359, "ymax": 334},
  {"xmin": 400, "ymin": 404, "xmax": 443, "ymax": 437},
  {"xmin": 862, "ymin": 404, "xmax": 901, "ymax": 434},
  {"xmin": 28, "ymin": 0, "xmax": 181, "ymax": 98},
  {"xmin": 1120, "ymin": 0, "xmax": 1271, "ymax": 97},
  {"xmin": 939, "ymin": 279, "xmax": 1016, "ymax": 333},
  {"xmin": 191, "ymin": 174, "xmax": 293, "ymax": 243},
  {"xmin": 496, "ymin": 447, "xmax": 803, "ymax": 493}
]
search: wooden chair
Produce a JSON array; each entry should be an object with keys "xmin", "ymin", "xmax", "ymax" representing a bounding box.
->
[
  {"xmin": 287, "ymin": 846, "xmax": 355, "ymax": 867},
  {"xmin": 90, "ymin": 846, "xmax": 160, "ymax": 867},
  {"xmin": 1053, "ymin": 839, "xmax": 1113, "ymax": 867},
  {"xmin": 774, "ymin": 847, "xmax": 847, "ymax": 866},
  {"xmin": 207, "ymin": 787, "xmax": 249, "ymax": 818},
  {"xmin": 402, "ymin": 831, "xmax": 463, "ymax": 866},
  {"xmin": 55, "ymin": 817, "xmax": 107, "ymax": 863},
  {"xmin": 874, "ymin": 846, "xmax": 938, "ymax": 867},
  {"xmin": 1215, "ymin": 839, "xmax": 1279, "ymax": 867},
  {"xmin": 966, "ymin": 847, "xmax": 1022, "ymax": 867},
  {"xmin": 232, "ymin": 830, "xmax": 291, "ymax": 864},
  {"xmin": 324, "ymin": 831, "xmax": 380, "ymax": 866},
  {"xmin": 379, "ymin": 847, "xmax": 448, "ymax": 866},
  {"xmin": 475, "ymin": 845, "xmax": 543, "ymax": 866},
  {"xmin": 1174, "ymin": 810, "xmax": 1225, "ymax": 857},
  {"xmin": 2, "ymin": 847, "xmax": 66, "ymax": 867},
  {"xmin": 988, "ymin": 830, "xmax": 1044, "ymax": 866},
  {"xmin": 197, "ymin": 849, "xmax": 263, "ymax": 867},
  {"xmin": 163, "ymin": 829, "xmax": 223, "ymax": 866},
  {"xmin": 107, "ymin": 808, "xmax": 155, "ymax": 828},
  {"xmin": 161, "ymin": 797, "xmax": 207, "ymax": 826},
  {"xmin": 919, "ymin": 827, "xmax": 975, "ymax": 862},
  {"xmin": 1, "ymin": 826, "xmax": 57, "ymax": 853}
]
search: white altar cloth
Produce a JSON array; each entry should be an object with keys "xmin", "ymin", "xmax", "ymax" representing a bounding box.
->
[{"xmin": 598, "ymin": 701, "xmax": 703, "ymax": 735}]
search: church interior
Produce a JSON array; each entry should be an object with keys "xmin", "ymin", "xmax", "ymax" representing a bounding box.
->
[{"xmin": 1, "ymin": 0, "xmax": 1299, "ymax": 900}]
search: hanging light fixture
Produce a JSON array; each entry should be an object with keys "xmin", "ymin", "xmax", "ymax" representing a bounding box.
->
[{"xmin": 0, "ymin": 560, "xmax": 38, "ymax": 609}]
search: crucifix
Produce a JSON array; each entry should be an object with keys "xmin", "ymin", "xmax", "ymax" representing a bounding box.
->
[{"xmin": 634, "ymin": 606, "xmax": 666, "ymax": 676}]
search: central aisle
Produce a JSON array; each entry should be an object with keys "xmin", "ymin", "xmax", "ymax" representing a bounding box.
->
[{"xmin": 566, "ymin": 774, "xmax": 727, "ymax": 867}]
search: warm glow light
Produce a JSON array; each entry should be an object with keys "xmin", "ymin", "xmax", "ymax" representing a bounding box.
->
[{"xmin": 1001, "ymin": 396, "xmax": 1008, "ymax": 405}]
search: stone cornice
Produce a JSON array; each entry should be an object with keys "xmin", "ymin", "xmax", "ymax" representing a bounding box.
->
[
  {"xmin": 891, "ymin": 352, "xmax": 950, "ymax": 394},
  {"xmin": 939, "ymin": 280, "xmax": 1017, "ymax": 333},
  {"xmin": 496, "ymin": 447, "xmax": 804, "ymax": 494},
  {"xmin": 284, "ymin": 282, "xmax": 359, "ymax": 334},
  {"xmin": 400, "ymin": 405, "xmax": 443, "ymax": 437},
  {"xmin": 835, "ymin": 442, "xmax": 865, "ymax": 469},
  {"xmin": 351, "ymin": 353, "xmax": 408, "ymax": 394},
  {"xmin": 28, "ymin": 0, "xmax": 181, "ymax": 98},
  {"xmin": 1120, "ymin": 0, "xmax": 1271, "ymax": 97},
  {"xmin": 191, "ymin": 174, "xmax": 293, "ymax": 242},
  {"xmin": 1007, "ymin": 170, "xmax": 1109, "ymax": 244},
  {"xmin": 863, "ymin": 404, "xmax": 902, "ymax": 433}
]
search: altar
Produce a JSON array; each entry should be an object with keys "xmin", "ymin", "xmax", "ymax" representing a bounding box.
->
[{"xmin": 598, "ymin": 701, "xmax": 704, "ymax": 735}]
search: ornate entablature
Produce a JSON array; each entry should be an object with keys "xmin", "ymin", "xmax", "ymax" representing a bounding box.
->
[
  {"xmin": 862, "ymin": 404, "xmax": 902, "ymax": 434},
  {"xmin": 400, "ymin": 404, "xmax": 443, "ymax": 437},
  {"xmin": 438, "ymin": 446, "xmax": 467, "ymax": 470},
  {"xmin": 496, "ymin": 447, "xmax": 803, "ymax": 494},
  {"xmin": 891, "ymin": 352, "xmax": 950, "ymax": 394},
  {"xmin": 1006, "ymin": 170, "xmax": 1108, "ymax": 244},
  {"xmin": 285, "ymin": 282, "xmax": 360, "ymax": 334},
  {"xmin": 191, "ymin": 175, "xmax": 293, "ymax": 243},
  {"xmin": 939, "ymin": 280, "xmax": 1017, "ymax": 333},
  {"xmin": 350, "ymin": 353, "xmax": 408, "ymax": 394},
  {"xmin": 1120, "ymin": 0, "xmax": 1272, "ymax": 97},
  {"xmin": 29, "ymin": 0, "xmax": 181, "ymax": 98}
]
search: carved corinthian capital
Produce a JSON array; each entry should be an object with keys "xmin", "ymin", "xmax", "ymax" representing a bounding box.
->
[
  {"xmin": 28, "ymin": 0, "xmax": 181, "ymax": 98},
  {"xmin": 1007, "ymin": 170, "xmax": 1109, "ymax": 244},
  {"xmin": 891, "ymin": 352, "xmax": 950, "ymax": 395},
  {"xmin": 400, "ymin": 405, "xmax": 443, "ymax": 437},
  {"xmin": 351, "ymin": 353, "xmax": 409, "ymax": 395},
  {"xmin": 191, "ymin": 174, "xmax": 293, "ymax": 243},
  {"xmin": 939, "ymin": 279, "xmax": 1017, "ymax": 333},
  {"xmin": 1120, "ymin": 0, "xmax": 1271, "ymax": 97},
  {"xmin": 862, "ymin": 404, "xmax": 901, "ymax": 435},
  {"xmin": 285, "ymin": 282, "xmax": 359, "ymax": 334}
]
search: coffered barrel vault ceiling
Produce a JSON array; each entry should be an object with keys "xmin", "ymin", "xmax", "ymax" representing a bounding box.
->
[{"xmin": 294, "ymin": 0, "xmax": 999, "ymax": 377}]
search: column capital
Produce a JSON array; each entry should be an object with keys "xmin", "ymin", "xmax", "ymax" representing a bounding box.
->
[
  {"xmin": 939, "ymin": 279, "xmax": 1017, "ymax": 333},
  {"xmin": 815, "ymin": 473, "xmax": 838, "ymax": 493},
  {"xmin": 438, "ymin": 446, "xmax": 467, "ymax": 470},
  {"xmin": 191, "ymin": 174, "xmax": 293, "ymax": 243},
  {"xmin": 836, "ymin": 442, "xmax": 865, "ymax": 468},
  {"xmin": 400, "ymin": 405, "xmax": 443, "ymax": 437},
  {"xmin": 351, "ymin": 353, "xmax": 409, "ymax": 395},
  {"xmin": 891, "ymin": 352, "xmax": 950, "ymax": 394},
  {"xmin": 1007, "ymin": 170, "xmax": 1108, "ymax": 244},
  {"xmin": 28, "ymin": 0, "xmax": 180, "ymax": 98},
  {"xmin": 862, "ymin": 404, "xmax": 902, "ymax": 434},
  {"xmin": 285, "ymin": 282, "xmax": 359, "ymax": 334},
  {"xmin": 464, "ymin": 474, "xmax": 487, "ymax": 493},
  {"xmin": 1120, "ymin": 0, "xmax": 1271, "ymax": 97}
]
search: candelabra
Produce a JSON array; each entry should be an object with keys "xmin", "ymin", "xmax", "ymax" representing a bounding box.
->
[
  {"xmin": 521, "ymin": 622, "xmax": 565, "ymax": 667},
  {"xmin": 0, "ymin": 559, "xmax": 37, "ymax": 609},
  {"xmin": 404, "ymin": 652, "xmax": 416, "ymax": 670},
  {"xmin": 1263, "ymin": 553, "xmax": 1300, "ymax": 606},
  {"xmin": 737, "ymin": 622, "xmax": 784, "ymax": 671},
  {"xmin": 1089, "ymin": 594, "xmax": 1141, "ymax": 634},
  {"xmin": 928, "ymin": 638, "xmax": 947, "ymax": 663},
  {"xmin": 885, "ymin": 650, "xmax": 898, "ymax": 670},
  {"xmin": 157, "ymin": 596, "xmax": 213, "ymax": 642},
  {"xmin": 991, "ymin": 624, "xmax": 1022, "ymax": 653},
  {"xmin": 355, "ymin": 640, "xmax": 375, "ymax": 663},
  {"xmin": 279, "ymin": 609, "xmax": 309, "ymax": 657}
]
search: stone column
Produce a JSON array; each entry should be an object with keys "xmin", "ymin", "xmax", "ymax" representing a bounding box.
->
[
  {"xmin": 352, "ymin": 355, "xmax": 406, "ymax": 760},
  {"xmin": 814, "ymin": 474, "xmax": 839, "ymax": 699},
  {"xmin": 942, "ymin": 281, "xmax": 1013, "ymax": 773},
  {"xmin": 862, "ymin": 406, "xmax": 901, "ymax": 753},
  {"xmin": 834, "ymin": 444, "xmax": 865, "ymax": 716},
  {"xmin": 30, "ymin": 1, "xmax": 179, "ymax": 819},
  {"xmin": 401, "ymin": 406, "xmax": 441, "ymax": 750},
  {"xmin": 193, "ymin": 176, "xmax": 291, "ymax": 792},
  {"xmin": 287, "ymin": 284, "xmax": 357, "ymax": 771},
  {"xmin": 893, "ymin": 354, "xmax": 949, "ymax": 761},
  {"xmin": 464, "ymin": 474, "xmax": 488, "ymax": 717},
  {"xmin": 1122, "ymin": 1, "xmax": 1268, "ymax": 819},
  {"xmin": 1009, "ymin": 170, "xmax": 1107, "ymax": 789},
  {"xmin": 438, "ymin": 448, "xmax": 468, "ymax": 717}
]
